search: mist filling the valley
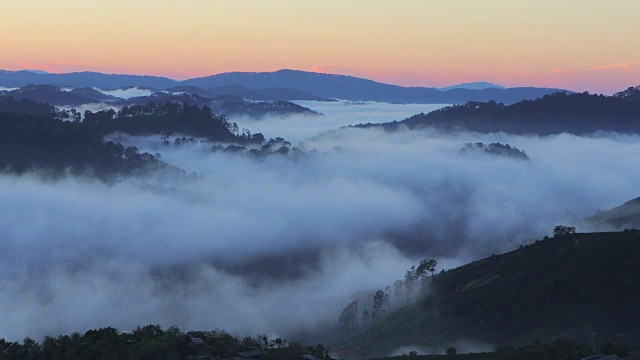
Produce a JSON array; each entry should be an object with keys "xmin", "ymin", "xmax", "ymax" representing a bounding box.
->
[{"xmin": 1, "ymin": 101, "xmax": 639, "ymax": 342}]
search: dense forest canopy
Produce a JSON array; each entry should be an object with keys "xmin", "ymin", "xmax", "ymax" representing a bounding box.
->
[{"xmin": 0, "ymin": 97, "xmax": 268, "ymax": 178}]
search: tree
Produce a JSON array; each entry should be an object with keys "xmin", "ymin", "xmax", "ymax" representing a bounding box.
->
[
  {"xmin": 338, "ymin": 301, "xmax": 359, "ymax": 338},
  {"xmin": 383, "ymin": 287, "xmax": 391, "ymax": 312},
  {"xmin": 553, "ymin": 225, "xmax": 576, "ymax": 237},
  {"xmin": 372, "ymin": 290, "xmax": 386, "ymax": 320},
  {"xmin": 393, "ymin": 280, "xmax": 404, "ymax": 306},
  {"xmin": 416, "ymin": 260, "xmax": 427, "ymax": 278},
  {"xmin": 362, "ymin": 310, "xmax": 369, "ymax": 331},
  {"xmin": 447, "ymin": 346, "xmax": 457, "ymax": 356},
  {"xmin": 404, "ymin": 266, "xmax": 416, "ymax": 299},
  {"xmin": 418, "ymin": 259, "xmax": 438, "ymax": 279},
  {"xmin": 306, "ymin": 344, "xmax": 330, "ymax": 359},
  {"xmin": 427, "ymin": 259, "xmax": 437, "ymax": 277}
]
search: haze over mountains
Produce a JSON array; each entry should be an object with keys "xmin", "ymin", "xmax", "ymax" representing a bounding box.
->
[
  {"xmin": 2, "ymin": 66, "xmax": 640, "ymax": 359},
  {"xmin": 0, "ymin": 69, "xmax": 565, "ymax": 104}
]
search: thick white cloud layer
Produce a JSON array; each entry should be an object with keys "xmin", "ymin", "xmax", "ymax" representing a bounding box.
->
[
  {"xmin": 94, "ymin": 87, "xmax": 155, "ymax": 99},
  {"xmin": 1, "ymin": 101, "xmax": 639, "ymax": 343},
  {"xmin": 232, "ymin": 100, "xmax": 447, "ymax": 144}
]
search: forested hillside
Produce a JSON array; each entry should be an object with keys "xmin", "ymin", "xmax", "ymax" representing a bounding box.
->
[
  {"xmin": 356, "ymin": 89, "xmax": 640, "ymax": 135},
  {"xmin": 0, "ymin": 97, "xmax": 266, "ymax": 178}
]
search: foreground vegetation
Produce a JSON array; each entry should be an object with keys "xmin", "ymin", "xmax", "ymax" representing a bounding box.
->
[
  {"xmin": 3, "ymin": 327, "xmax": 639, "ymax": 360},
  {"xmin": 0, "ymin": 325, "xmax": 332, "ymax": 360}
]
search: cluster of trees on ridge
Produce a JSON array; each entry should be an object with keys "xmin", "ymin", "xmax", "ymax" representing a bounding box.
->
[
  {"xmin": 0, "ymin": 96, "xmax": 296, "ymax": 177},
  {"xmin": 164, "ymin": 134, "xmax": 306, "ymax": 158},
  {"xmin": 459, "ymin": 142, "xmax": 529, "ymax": 160},
  {"xmin": 338, "ymin": 259, "xmax": 438, "ymax": 338},
  {"xmin": 0, "ymin": 102, "xmax": 167, "ymax": 178}
]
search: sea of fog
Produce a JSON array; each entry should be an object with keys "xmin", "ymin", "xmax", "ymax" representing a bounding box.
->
[
  {"xmin": 1, "ymin": 101, "xmax": 639, "ymax": 342},
  {"xmin": 232, "ymin": 100, "xmax": 447, "ymax": 143}
]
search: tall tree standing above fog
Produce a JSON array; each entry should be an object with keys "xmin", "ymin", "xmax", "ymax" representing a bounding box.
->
[
  {"xmin": 384, "ymin": 286, "xmax": 391, "ymax": 313},
  {"xmin": 362, "ymin": 309, "xmax": 369, "ymax": 332},
  {"xmin": 417, "ymin": 259, "xmax": 438, "ymax": 279},
  {"xmin": 393, "ymin": 280, "xmax": 404, "ymax": 307},
  {"xmin": 372, "ymin": 290, "xmax": 386, "ymax": 321},
  {"xmin": 404, "ymin": 266, "xmax": 416, "ymax": 300},
  {"xmin": 338, "ymin": 301, "xmax": 359, "ymax": 338}
]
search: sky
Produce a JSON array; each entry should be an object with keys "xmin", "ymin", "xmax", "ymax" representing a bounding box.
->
[{"xmin": 1, "ymin": 0, "xmax": 639, "ymax": 93}]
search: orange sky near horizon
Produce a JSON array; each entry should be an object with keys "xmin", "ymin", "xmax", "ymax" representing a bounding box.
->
[{"xmin": 1, "ymin": 0, "xmax": 639, "ymax": 94}]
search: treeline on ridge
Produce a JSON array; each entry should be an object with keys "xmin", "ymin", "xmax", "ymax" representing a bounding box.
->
[
  {"xmin": 0, "ymin": 97, "xmax": 268, "ymax": 177},
  {"xmin": 355, "ymin": 87, "xmax": 640, "ymax": 135}
]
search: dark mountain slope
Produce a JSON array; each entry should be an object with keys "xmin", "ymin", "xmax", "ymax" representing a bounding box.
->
[
  {"xmin": 183, "ymin": 69, "xmax": 431, "ymax": 102},
  {"xmin": 183, "ymin": 69, "xmax": 563, "ymax": 104},
  {"xmin": 0, "ymin": 108, "xmax": 166, "ymax": 178},
  {"xmin": 207, "ymin": 84, "xmax": 332, "ymax": 101},
  {"xmin": 0, "ymin": 96, "xmax": 55, "ymax": 115},
  {"xmin": 0, "ymin": 70, "xmax": 178, "ymax": 90},
  {"xmin": 2, "ymin": 85, "xmax": 119, "ymax": 106},
  {"xmin": 0, "ymin": 98, "xmax": 264, "ymax": 177},
  {"xmin": 337, "ymin": 231, "xmax": 640, "ymax": 356},
  {"xmin": 357, "ymin": 90, "xmax": 640, "ymax": 135},
  {"xmin": 583, "ymin": 197, "xmax": 640, "ymax": 230}
]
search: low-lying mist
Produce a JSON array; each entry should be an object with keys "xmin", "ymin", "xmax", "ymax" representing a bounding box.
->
[
  {"xmin": 1, "ymin": 100, "xmax": 639, "ymax": 343},
  {"xmin": 232, "ymin": 100, "xmax": 446, "ymax": 143}
]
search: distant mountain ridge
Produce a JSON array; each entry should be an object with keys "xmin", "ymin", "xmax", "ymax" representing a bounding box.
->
[
  {"xmin": 438, "ymin": 81, "xmax": 506, "ymax": 91},
  {"xmin": 182, "ymin": 69, "xmax": 563, "ymax": 104},
  {"xmin": 0, "ymin": 84, "xmax": 320, "ymax": 118},
  {"xmin": 0, "ymin": 69, "xmax": 567, "ymax": 104}
]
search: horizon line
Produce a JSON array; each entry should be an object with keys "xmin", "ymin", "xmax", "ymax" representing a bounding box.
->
[{"xmin": 0, "ymin": 68, "xmax": 525, "ymax": 90}]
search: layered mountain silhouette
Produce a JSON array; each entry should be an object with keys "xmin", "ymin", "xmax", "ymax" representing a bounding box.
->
[
  {"xmin": 0, "ymin": 85, "xmax": 320, "ymax": 118},
  {"xmin": 0, "ymin": 69, "xmax": 565, "ymax": 104}
]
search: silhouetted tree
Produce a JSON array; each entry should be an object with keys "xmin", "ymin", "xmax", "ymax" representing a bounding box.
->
[
  {"xmin": 553, "ymin": 225, "xmax": 576, "ymax": 237},
  {"xmin": 393, "ymin": 280, "xmax": 404, "ymax": 306},
  {"xmin": 338, "ymin": 301, "xmax": 359, "ymax": 338},
  {"xmin": 362, "ymin": 309, "xmax": 369, "ymax": 332},
  {"xmin": 372, "ymin": 290, "xmax": 386, "ymax": 320}
]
